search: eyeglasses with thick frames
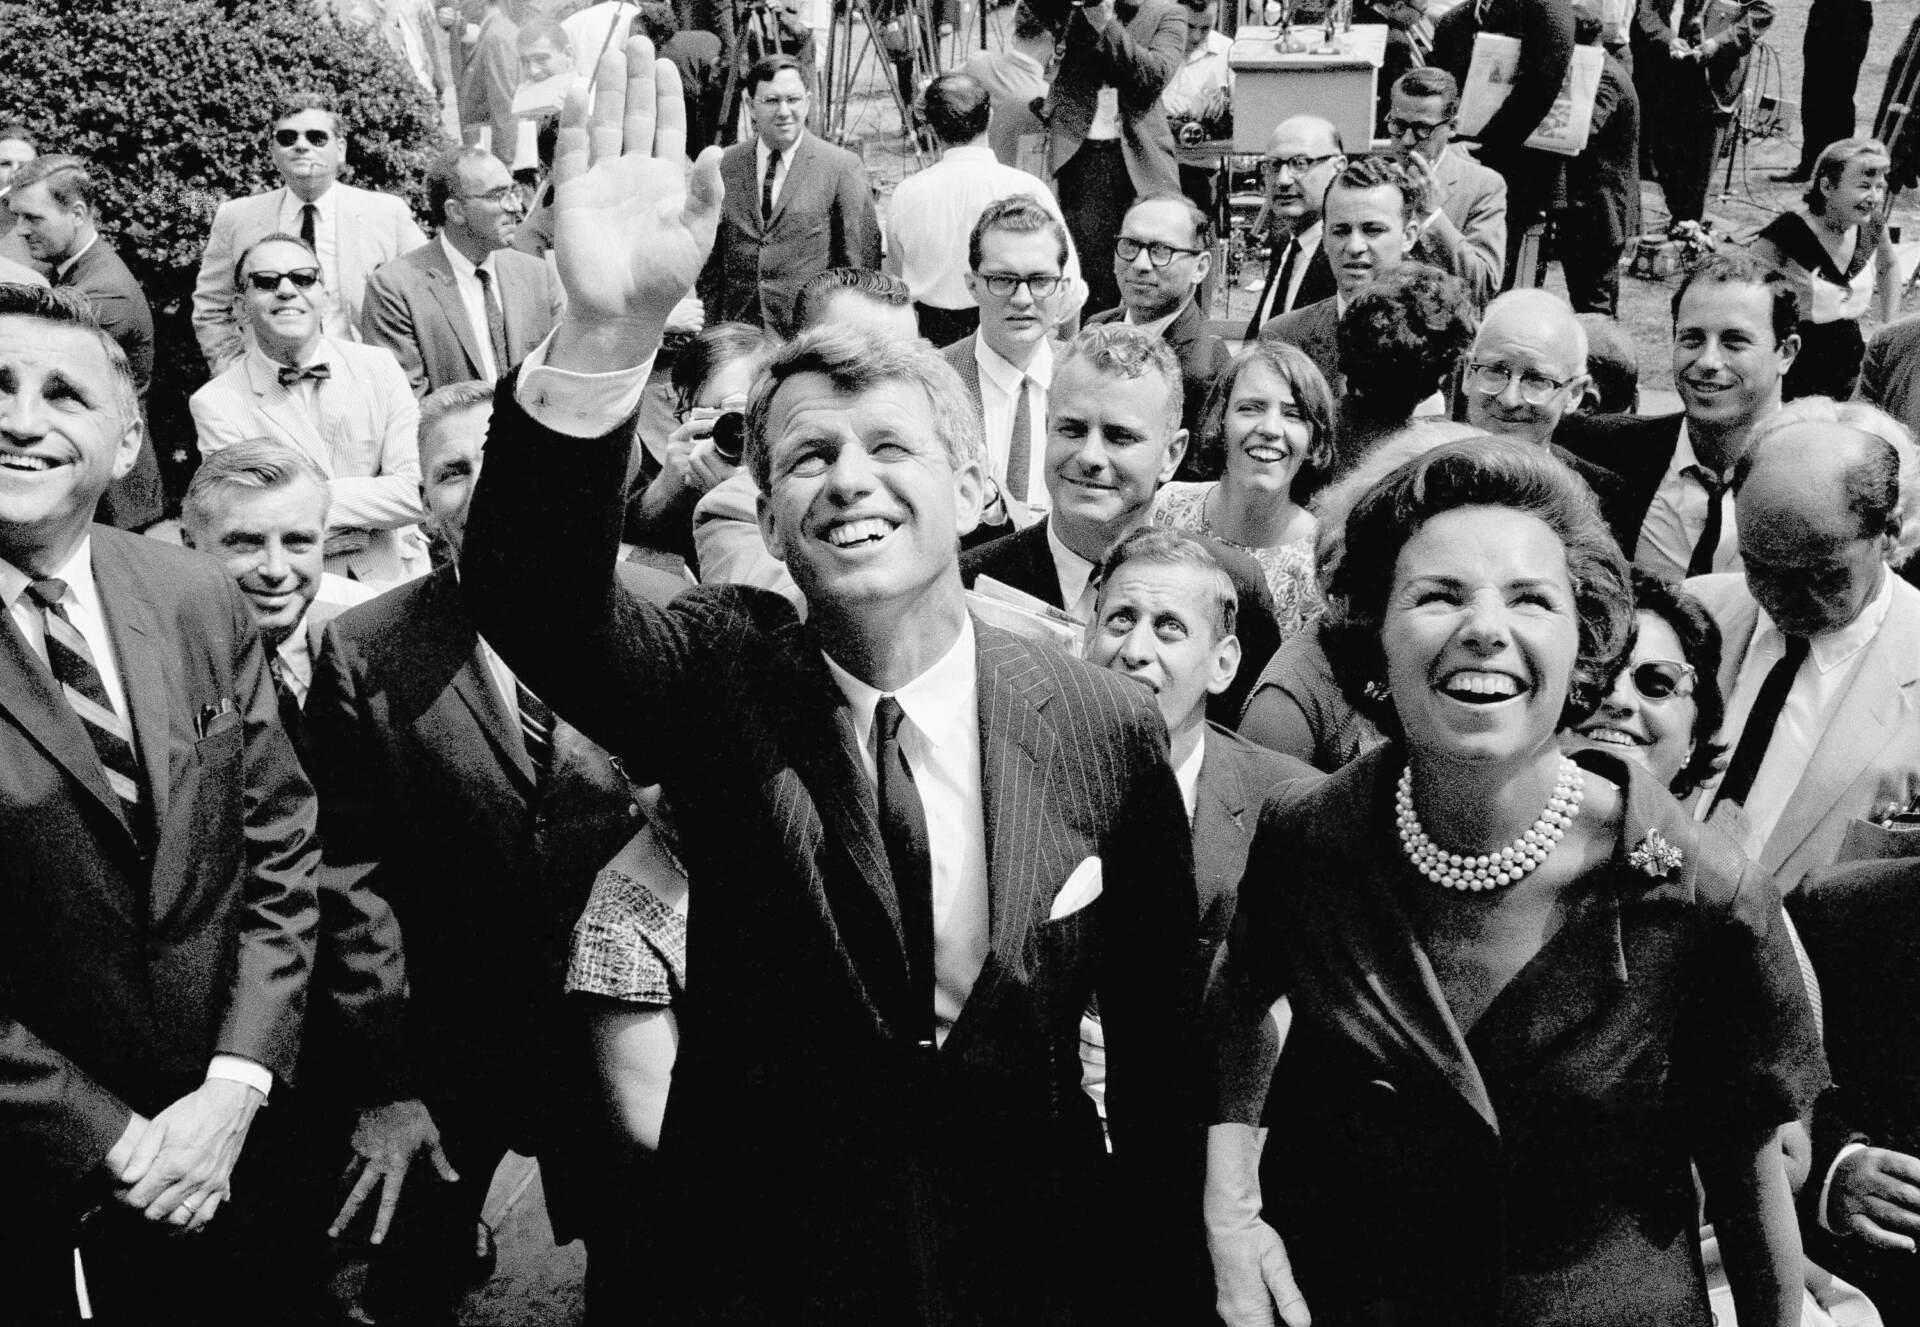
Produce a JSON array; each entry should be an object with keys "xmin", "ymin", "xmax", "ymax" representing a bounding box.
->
[
  {"xmin": 1465, "ymin": 361, "xmax": 1576, "ymax": 405},
  {"xmin": 245, "ymin": 268, "xmax": 322, "ymax": 292},
  {"xmin": 1115, "ymin": 238, "xmax": 1204, "ymax": 268},
  {"xmin": 1262, "ymin": 153, "xmax": 1339, "ymax": 180},
  {"xmin": 1624, "ymin": 660, "xmax": 1697, "ymax": 701},
  {"xmin": 274, "ymin": 128, "xmax": 334, "ymax": 148},
  {"xmin": 1385, "ymin": 116, "xmax": 1449, "ymax": 143},
  {"xmin": 975, "ymin": 272, "xmax": 1066, "ymax": 298},
  {"xmin": 461, "ymin": 185, "xmax": 524, "ymax": 208}
]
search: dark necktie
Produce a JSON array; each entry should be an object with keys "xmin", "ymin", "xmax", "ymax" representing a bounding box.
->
[
  {"xmin": 1684, "ymin": 465, "xmax": 1728, "ymax": 578},
  {"xmin": 1709, "ymin": 635, "xmax": 1811, "ymax": 814},
  {"xmin": 277, "ymin": 362, "xmax": 331, "ymax": 388},
  {"xmin": 1257, "ymin": 236, "xmax": 1301, "ymax": 329},
  {"xmin": 299, "ymin": 202, "xmax": 318, "ymax": 248},
  {"xmin": 1005, "ymin": 375, "xmax": 1032, "ymax": 504},
  {"xmin": 874, "ymin": 696, "xmax": 935, "ymax": 1043},
  {"xmin": 25, "ymin": 579, "xmax": 146, "ymax": 840},
  {"xmin": 516, "ymin": 677, "xmax": 555, "ymax": 783},
  {"xmin": 270, "ymin": 654, "xmax": 303, "ymax": 751},
  {"xmin": 761, "ymin": 147, "xmax": 781, "ymax": 225},
  {"xmin": 475, "ymin": 265, "xmax": 511, "ymax": 377}
]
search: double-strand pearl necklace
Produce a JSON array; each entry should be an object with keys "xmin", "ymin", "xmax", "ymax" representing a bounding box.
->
[{"xmin": 1396, "ymin": 757, "xmax": 1586, "ymax": 892}]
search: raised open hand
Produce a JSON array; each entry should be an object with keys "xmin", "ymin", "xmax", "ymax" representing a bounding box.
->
[{"xmin": 549, "ymin": 36, "xmax": 725, "ymax": 375}]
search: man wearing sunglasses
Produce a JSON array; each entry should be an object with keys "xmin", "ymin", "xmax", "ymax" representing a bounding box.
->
[
  {"xmin": 192, "ymin": 95, "xmax": 427, "ymax": 374},
  {"xmin": 191, "ymin": 235, "xmax": 429, "ymax": 587},
  {"xmin": 361, "ymin": 147, "xmax": 560, "ymax": 397},
  {"xmin": 1387, "ymin": 67, "xmax": 1506, "ymax": 307}
]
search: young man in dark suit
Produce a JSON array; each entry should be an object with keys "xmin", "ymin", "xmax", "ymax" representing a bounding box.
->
[
  {"xmin": 0, "ymin": 284, "xmax": 320, "ymax": 1323},
  {"xmin": 461, "ymin": 42, "xmax": 1204, "ymax": 1323},
  {"xmin": 696, "ymin": 53, "xmax": 881, "ymax": 334}
]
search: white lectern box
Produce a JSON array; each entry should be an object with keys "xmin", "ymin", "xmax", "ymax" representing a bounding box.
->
[{"xmin": 1228, "ymin": 24, "xmax": 1388, "ymax": 154}]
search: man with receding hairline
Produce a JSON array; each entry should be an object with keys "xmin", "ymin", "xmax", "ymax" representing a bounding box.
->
[{"xmin": 1243, "ymin": 115, "xmax": 1344, "ymax": 338}]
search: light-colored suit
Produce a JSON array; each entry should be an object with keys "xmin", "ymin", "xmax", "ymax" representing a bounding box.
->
[
  {"xmin": 1411, "ymin": 148, "xmax": 1507, "ymax": 305},
  {"xmin": 360, "ymin": 238, "xmax": 563, "ymax": 396},
  {"xmin": 691, "ymin": 470, "xmax": 801, "ymax": 606},
  {"xmin": 191, "ymin": 184, "xmax": 428, "ymax": 373},
  {"xmin": 189, "ymin": 337, "xmax": 428, "ymax": 585},
  {"xmin": 1689, "ymin": 571, "xmax": 1920, "ymax": 891}
]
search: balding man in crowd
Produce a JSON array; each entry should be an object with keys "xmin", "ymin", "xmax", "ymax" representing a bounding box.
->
[
  {"xmin": 0, "ymin": 282, "xmax": 319, "ymax": 1325},
  {"xmin": 1242, "ymin": 115, "xmax": 1343, "ymax": 339},
  {"xmin": 6, "ymin": 153, "xmax": 164, "ymax": 529},
  {"xmin": 460, "ymin": 45, "xmax": 1203, "ymax": 1322},
  {"xmin": 1690, "ymin": 398, "xmax": 1920, "ymax": 892},
  {"xmin": 361, "ymin": 146, "xmax": 562, "ymax": 396},
  {"xmin": 1259, "ymin": 155, "xmax": 1425, "ymax": 392}
]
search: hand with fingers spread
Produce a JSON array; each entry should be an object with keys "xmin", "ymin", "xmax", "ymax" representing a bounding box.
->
[
  {"xmin": 1831, "ymin": 1146, "xmax": 1920, "ymax": 1252},
  {"xmin": 547, "ymin": 36, "xmax": 725, "ymax": 376},
  {"xmin": 329, "ymin": 1097, "xmax": 460, "ymax": 1245},
  {"xmin": 115, "ymin": 1078, "xmax": 263, "ymax": 1233}
]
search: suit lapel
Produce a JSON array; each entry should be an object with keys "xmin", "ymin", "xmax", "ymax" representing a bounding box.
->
[
  {"xmin": 975, "ymin": 628, "xmax": 1059, "ymax": 962},
  {"xmin": 768, "ymin": 135, "xmax": 810, "ymax": 229},
  {"xmin": 426, "ymin": 572, "xmax": 537, "ymax": 790},
  {"xmin": 422, "ymin": 245, "xmax": 487, "ymax": 377},
  {"xmin": 92, "ymin": 536, "xmax": 174, "ymax": 832},
  {"xmin": 249, "ymin": 352, "xmax": 336, "ymax": 475},
  {"xmin": 1192, "ymin": 738, "xmax": 1251, "ymax": 911}
]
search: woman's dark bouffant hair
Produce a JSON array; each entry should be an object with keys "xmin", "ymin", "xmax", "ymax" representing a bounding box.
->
[
  {"xmin": 1336, "ymin": 264, "xmax": 1477, "ymax": 421},
  {"xmin": 1618, "ymin": 572, "xmax": 1728, "ymax": 798},
  {"xmin": 1321, "ymin": 439, "xmax": 1633, "ymax": 736}
]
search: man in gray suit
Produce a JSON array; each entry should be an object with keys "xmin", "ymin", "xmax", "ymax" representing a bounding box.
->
[
  {"xmin": 192, "ymin": 94, "xmax": 427, "ymax": 373},
  {"xmin": 696, "ymin": 54, "xmax": 881, "ymax": 334},
  {"xmin": 1386, "ymin": 67, "xmax": 1507, "ymax": 306},
  {"xmin": 462, "ymin": 42, "xmax": 1201, "ymax": 1323},
  {"xmin": 361, "ymin": 147, "xmax": 562, "ymax": 396}
]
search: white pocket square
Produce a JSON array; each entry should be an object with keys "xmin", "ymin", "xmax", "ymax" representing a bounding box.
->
[{"xmin": 1049, "ymin": 856, "xmax": 1104, "ymax": 921}]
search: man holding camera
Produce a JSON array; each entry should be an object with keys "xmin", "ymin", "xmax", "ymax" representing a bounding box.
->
[{"xmin": 1043, "ymin": 0, "xmax": 1188, "ymax": 315}]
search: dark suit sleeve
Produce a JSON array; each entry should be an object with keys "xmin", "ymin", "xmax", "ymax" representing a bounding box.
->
[
  {"xmin": 1071, "ymin": 1, "xmax": 1184, "ymax": 104},
  {"xmin": 0, "ymin": 1015, "xmax": 134, "ymax": 1185},
  {"xmin": 831, "ymin": 152, "xmax": 883, "ymax": 272},
  {"xmin": 83, "ymin": 278, "xmax": 155, "ymax": 394},
  {"xmin": 300, "ymin": 621, "xmax": 414, "ymax": 1104},
  {"xmin": 1479, "ymin": 0, "xmax": 1575, "ymax": 149},
  {"xmin": 359, "ymin": 264, "xmax": 431, "ymax": 398},
  {"xmin": 218, "ymin": 575, "xmax": 323, "ymax": 1084}
]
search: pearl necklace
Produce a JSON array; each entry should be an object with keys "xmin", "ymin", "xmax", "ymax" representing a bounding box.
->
[{"xmin": 1395, "ymin": 757, "xmax": 1586, "ymax": 892}]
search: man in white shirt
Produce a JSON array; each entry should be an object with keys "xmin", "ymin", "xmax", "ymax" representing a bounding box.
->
[
  {"xmin": 361, "ymin": 146, "xmax": 563, "ymax": 396},
  {"xmin": 191, "ymin": 96, "xmax": 427, "ymax": 373},
  {"xmin": 1241, "ymin": 115, "xmax": 1345, "ymax": 340},
  {"xmin": 1160, "ymin": 0, "xmax": 1233, "ymax": 216},
  {"xmin": 884, "ymin": 72, "xmax": 1084, "ymax": 347},
  {"xmin": 1689, "ymin": 397, "xmax": 1920, "ymax": 891},
  {"xmin": 191, "ymin": 235, "xmax": 429, "ymax": 586}
]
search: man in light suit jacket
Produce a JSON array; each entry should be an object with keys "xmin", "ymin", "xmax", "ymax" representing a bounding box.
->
[
  {"xmin": 0, "ymin": 284, "xmax": 320, "ymax": 1323},
  {"xmin": 361, "ymin": 146, "xmax": 562, "ymax": 396},
  {"xmin": 191, "ymin": 234, "xmax": 429, "ymax": 586},
  {"xmin": 191, "ymin": 94, "xmax": 427, "ymax": 374},
  {"xmin": 1043, "ymin": 0, "xmax": 1186, "ymax": 314},
  {"xmin": 696, "ymin": 54, "xmax": 881, "ymax": 334},
  {"xmin": 1689, "ymin": 399, "xmax": 1920, "ymax": 893},
  {"xmin": 461, "ymin": 50, "xmax": 1202, "ymax": 1322},
  {"xmin": 1385, "ymin": 68, "xmax": 1506, "ymax": 306},
  {"xmin": 6, "ymin": 153, "xmax": 164, "ymax": 531}
]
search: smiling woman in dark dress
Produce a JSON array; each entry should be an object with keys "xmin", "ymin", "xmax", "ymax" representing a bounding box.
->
[{"xmin": 1204, "ymin": 441, "xmax": 1826, "ymax": 1327}]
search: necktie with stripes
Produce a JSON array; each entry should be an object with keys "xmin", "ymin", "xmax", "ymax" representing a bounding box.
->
[
  {"xmin": 516, "ymin": 677, "xmax": 555, "ymax": 783},
  {"xmin": 26, "ymin": 578, "xmax": 146, "ymax": 838}
]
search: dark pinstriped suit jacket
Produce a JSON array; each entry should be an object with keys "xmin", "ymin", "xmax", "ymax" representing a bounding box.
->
[{"xmin": 463, "ymin": 382, "xmax": 1202, "ymax": 1324}]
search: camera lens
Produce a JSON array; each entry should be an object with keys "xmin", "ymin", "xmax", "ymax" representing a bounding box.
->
[{"xmin": 711, "ymin": 411, "xmax": 748, "ymax": 465}]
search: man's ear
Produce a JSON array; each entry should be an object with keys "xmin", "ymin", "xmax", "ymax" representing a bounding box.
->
[
  {"xmin": 1206, "ymin": 631, "xmax": 1242, "ymax": 696},
  {"xmin": 1777, "ymin": 331, "xmax": 1802, "ymax": 372},
  {"xmin": 1159, "ymin": 427, "xmax": 1189, "ymax": 484},
  {"xmin": 754, "ymin": 484, "xmax": 789, "ymax": 565},
  {"xmin": 109, "ymin": 419, "xmax": 143, "ymax": 482}
]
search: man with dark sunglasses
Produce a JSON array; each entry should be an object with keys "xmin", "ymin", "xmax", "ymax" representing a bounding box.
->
[
  {"xmin": 191, "ymin": 94, "xmax": 426, "ymax": 374},
  {"xmin": 1387, "ymin": 67, "xmax": 1506, "ymax": 306},
  {"xmin": 190, "ymin": 234, "xmax": 429, "ymax": 588}
]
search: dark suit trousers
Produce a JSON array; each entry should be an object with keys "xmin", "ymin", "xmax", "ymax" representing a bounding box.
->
[
  {"xmin": 1057, "ymin": 139, "xmax": 1131, "ymax": 316},
  {"xmin": 1798, "ymin": 0, "xmax": 1874, "ymax": 173}
]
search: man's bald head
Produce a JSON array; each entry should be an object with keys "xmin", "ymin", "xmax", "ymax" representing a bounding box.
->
[
  {"xmin": 1263, "ymin": 116, "xmax": 1346, "ymax": 228},
  {"xmin": 1463, "ymin": 290, "xmax": 1591, "ymax": 447}
]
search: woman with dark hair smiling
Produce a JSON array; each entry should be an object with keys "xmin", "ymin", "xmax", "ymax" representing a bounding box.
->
[{"xmin": 1206, "ymin": 440, "xmax": 1824, "ymax": 1327}]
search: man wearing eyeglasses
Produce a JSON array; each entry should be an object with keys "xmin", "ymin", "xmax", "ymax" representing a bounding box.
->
[
  {"xmin": 191, "ymin": 235, "xmax": 430, "ymax": 587},
  {"xmin": 1242, "ymin": 116, "xmax": 1344, "ymax": 340},
  {"xmin": 361, "ymin": 147, "xmax": 561, "ymax": 397},
  {"xmin": 1089, "ymin": 192, "xmax": 1230, "ymax": 457},
  {"xmin": 192, "ymin": 95, "xmax": 428, "ymax": 375},
  {"xmin": 1387, "ymin": 67, "xmax": 1506, "ymax": 306}
]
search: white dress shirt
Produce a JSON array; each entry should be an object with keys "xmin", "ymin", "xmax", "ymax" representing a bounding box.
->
[
  {"xmin": 823, "ymin": 618, "xmax": 992, "ymax": 1045},
  {"xmin": 277, "ymin": 185, "xmax": 348, "ymax": 339},
  {"xmin": 1088, "ymin": 86, "xmax": 1122, "ymax": 141},
  {"xmin": 1174, "ymin": 728, "xmax": 1206, "ymax": 822},
  {"xmin": 0, "ymin": 540, "xmax": 273, "ymax": 1097},
  {"xmin": 755, "ymin": 134, "xmax": 797, "ymax": 214},
  {"xmin": 1634, "ymin": 421, "xmax": 1742, "ymax": 582},
  {"xmin": 562, "ymin": 1, "xmax": 640, "ymax": 75},
  {"xmin": 1045, "ymin": 518, "xmax": 1101, "ymax": 624},
  {"xmin": 1160, "ymin": 30, "xmax": 1234, "ymax": 119},
  {"xmin": 276, "ymin": 621, "xmax": 315, "ymax": 707},
  {"xmin": 1698, "ymin": 570, "xmax": 1896, "ymax": 858},
  {"xmin": 53, "ymin": 234, "xmax": 99, "ymax": 282},
  {"xmin": 1255, "ymin": 221, "xmax": 1323, "ymax": 326},
  {"xmin": 438, "ymin": 231, "xmax": 504, "ymax": 379},
  {"xmin": 975, "ymin": 334, "xmax": 1053, "ymax": 514}
]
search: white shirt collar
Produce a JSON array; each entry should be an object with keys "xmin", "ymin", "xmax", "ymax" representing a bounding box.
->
[
  {"xmin": 1175, "ymin": 727, "xmax": 1206, "ymax": 821},
  {"xmin": 54, "ymin": 234, "xmax": 98, "ymax": 281},
  {"xmin": 277, "ymin": 612, "xmax": 315, "ymax": 695},
  {"xmin": 248, "ymin": 333, "xmax": 335, "ymax": 375},
  {"xmin": 0, "ymin": 534, "xmax": 98, "ymax": 615},
  {"xmin": 438, "ymin": 229, "xmax": 498, "ymax": 281},
  {"xmin": 281, "ymin": 184, "xmax": 337, "ymax": 221},
  {"xmin": 1123, "ymin": 303, "xmax": 1184, "ymax": 340},
  {"xmin": 1044, "ymin": 517, "xmax": 1099, "ymax": 618},
  {"xmin": 1755, "ymin": 564, "xmax": 1897, "ymax": 672},
  {"xmin": 976, "ymin": 332, "xmax": 1054, "ymax": 392},
  {"xmin": 823, "ymin": 616, "xmax": 979, "ymax": 755},
  {"xmin": 943, "ymin": 142, "xmax": 998, "ymax": 164},
  {"xmin": 1289, "ymin": 218, "xmax": 1323, "ymax": 253},
  {"xmin": 756, "ymin": 132, "xmax": 804, "ymax": 170}
]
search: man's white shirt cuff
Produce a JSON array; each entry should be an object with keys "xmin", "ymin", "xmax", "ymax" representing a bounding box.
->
[
  {"xmin": 1818, "ymin": 1142, "xmax": 1868, "ymax": 1233},
  {"xmin": 206, "ymin": 1055, "xmax": 273, "ymax": 1099},
  {"xmin": 516, "ymin": 331, "xmax": 658, "ymax": 438}
]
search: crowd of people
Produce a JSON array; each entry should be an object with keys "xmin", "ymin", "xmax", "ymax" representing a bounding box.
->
[{"xmin": 11, "ymin": 0, "xmax": 1920, "ymax": 1325}]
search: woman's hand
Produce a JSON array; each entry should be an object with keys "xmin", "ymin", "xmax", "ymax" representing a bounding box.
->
[
  {"xmin": 1831, "ymin": 1146, "xmax": 1920, "ymax": 1251},
  {"xmin": 1206, "ymin": 1123, "xmax": 1312, "ymax": 1327}
]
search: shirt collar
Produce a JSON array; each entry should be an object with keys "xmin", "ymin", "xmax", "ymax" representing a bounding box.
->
[
  {"xmin": 1175, "ymin": 727, "xmax": 1206, "ymax": 821},
  {"xmin": 54, "ymin": 234, "xmax": 98, "ymax": 281},
  {"xmin": 823, "ymin": 616, "xmax": 979, "ymax": 754},
  {"xmin": 282, "ymin": 184, "xmax": 337, "ymax": 220},
  {"xmin": 1045, "ymin": 516, "xmax": 1099, "ymax": 610},
  {"xmin": 438, "ymin": 229, "xmax": 497, "ymax": 280},
  {"xmin": 976, "ymin": 333, "xmax": 1053, "ymax": 391},
  {"xmin": 1667, "ymin": 417, "xmax": 1712, "ymax": 481},
  {"xmin": 1756, "ymin": 564, "xmax": 1897, "ymax": 672},
  {"xmin": 0, "ymin": 534, "xmax": 100, "ymax": 615},
  {"xmin": 1290, "ymin": 219, "xmax": 1323, "ymax": 252},
  {"xmin": 1123, "ymin": 303, "xmax": 1184, "ymax": 339},
  {"xmin": 249, "ymin": 334, "xmax": 334, "ymax": 374},
  {"xmin": 757, "ymin": 133, "xmax": 803, "ymax": 169},
  {"xmin": 944, "ymin": 143, "xmax": 998, "ymax": 163},
  {"xmin": 277, "ymin": 613, "xmax": 315, "ymax": 691}
]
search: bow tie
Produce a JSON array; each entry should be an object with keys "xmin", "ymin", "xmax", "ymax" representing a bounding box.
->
[{"xmin": 278, "ymin": 362, "xmax": 331, "ymax": 388}]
